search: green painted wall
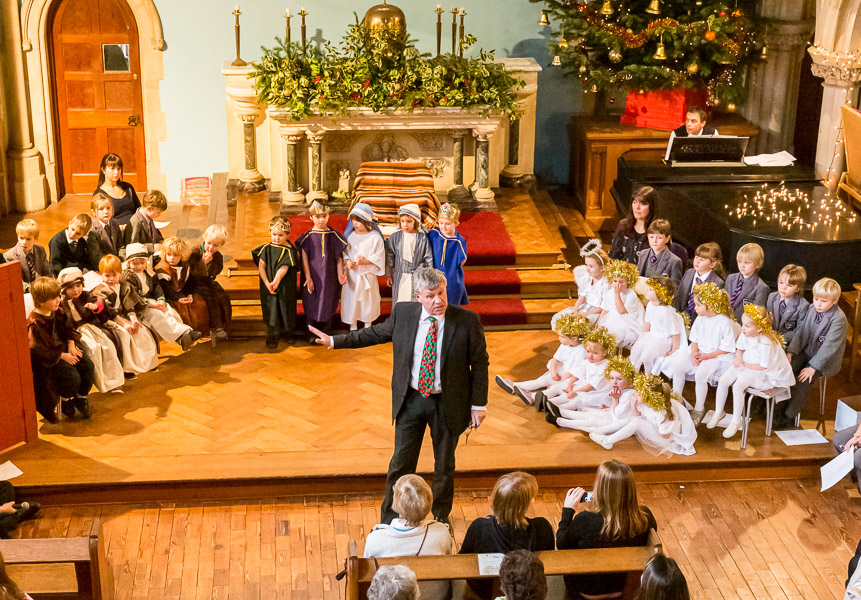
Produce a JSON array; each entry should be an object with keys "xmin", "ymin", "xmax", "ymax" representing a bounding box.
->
[{"xmin": 155, "ymin": 1, "xmax": 581, "ymax": 198}]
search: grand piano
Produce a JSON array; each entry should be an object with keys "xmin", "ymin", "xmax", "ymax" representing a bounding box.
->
[{"xmin": 611, "ymin": 158, "xmax": 861, "ymax": 288}]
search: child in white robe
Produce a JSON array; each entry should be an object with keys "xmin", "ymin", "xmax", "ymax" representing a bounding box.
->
[
  {"xmin": 541, "ymin": 327, "xmax": 616, "ymax": 411},
  {"xmin": 595, "ymin": 259, "xmax": 644, "ymax": 348},
  {"xmin": 708, "ymin": 304, "xmax": 795, "ymax": 438},
  {"xmin": 630, "ymin": 276, "xmax": 682, "ymax": 374},
  {"xmin": 342, "ymin": 203, "xmax": 386, "ymax": 330},
  {"xmin": 554, "ymin": 240, "xmax": 610, "ymax": 327}
]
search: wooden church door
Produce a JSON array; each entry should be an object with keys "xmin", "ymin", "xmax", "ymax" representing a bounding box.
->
[{"xmin": 51, "ymin": 0, "xmax": 146, "ymax": 195}]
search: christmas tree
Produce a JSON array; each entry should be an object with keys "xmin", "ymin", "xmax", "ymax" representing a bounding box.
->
[{"xmin": 531, "ymin": 0, "xmax": 764, "ymax": 109}]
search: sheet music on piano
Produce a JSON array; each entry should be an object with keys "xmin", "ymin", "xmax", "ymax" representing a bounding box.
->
[{"xmin": 667, "ymin": 135, "xmax": 750, "ymax": 167}]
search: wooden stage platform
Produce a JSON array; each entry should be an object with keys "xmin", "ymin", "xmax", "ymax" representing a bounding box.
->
[{"xmin": 0, "ymin": 189, "xmax": 852, "ymax": 505}]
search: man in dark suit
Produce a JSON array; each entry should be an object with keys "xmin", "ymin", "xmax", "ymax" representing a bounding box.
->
[
  {"xmin": 310, "ymin": 267, "xmax": 489, "ymax": 523},
  {"xmin": 48, "ymin": 213, "xmax": 95, "ymax": 274},
  {"xmin": 665, "ymin": 106, "xmax": 718, "ymax": 160}
]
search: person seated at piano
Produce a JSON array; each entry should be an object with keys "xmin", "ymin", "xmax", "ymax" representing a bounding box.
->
[
  {"xmin": 665, "ymin": 106, "xmax": 719, "ymax": 160},
  {"xmin": 609, "ymin": 186, "xmax": 657, "ymax": 265},
  {"xmin": 636, "ymin": 219, "xmax": 683, "ymax": 288}
]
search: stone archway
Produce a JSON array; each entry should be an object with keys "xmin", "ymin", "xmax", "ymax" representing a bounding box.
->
[{"xmin": 19, "ymin": 0, "xmax": 167, "ymax": 202}]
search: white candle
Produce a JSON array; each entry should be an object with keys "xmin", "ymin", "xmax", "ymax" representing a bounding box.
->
[
  {"xmin": 286, "ymin": 8, "xmax": 291, "ymax": 17},
  {"xmin": 437, "ymin": 4, "xmax": 441, "ymax": 8},
  {"xmin": 235, "ymin": 4, "xmax": 240, "ymax": 11}
]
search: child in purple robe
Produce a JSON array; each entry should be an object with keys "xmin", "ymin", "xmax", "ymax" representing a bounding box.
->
[{"xmin": 296, "ymin": 202, "xmax": 347, "ymax": 338}]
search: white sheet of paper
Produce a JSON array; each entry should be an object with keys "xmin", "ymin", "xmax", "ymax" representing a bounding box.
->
[
  {"xmin": 23, "ymin": 293, "xmax": 34, "ymax": 316},
  {"xmin": 743, "ymin": 151, "xmax": 796, "ymax": 167},
  {"xmin": 153, "ymin": 220, "xmax": 171, "ymax": 229},
  {"xmin": 477, "ymin": 553, "xmax": 505, "ymax": 576},
  {"xmin": 776, "ymin": 429, "xmax": 829, "ymax": 446},
  {"xmin": 0, "ymin": 461, "xmax": 23, "ymax": 481},
  {"xmin": 835, "ymin": 400, "xmax": 860, "ymax": 434},
  {"xmin": 821, "ymin": 448, "xmax": 855, "ymax": 492},
  {"xmin": 82, "ymin": 270, "xmax": 103, "ymax": 291}
]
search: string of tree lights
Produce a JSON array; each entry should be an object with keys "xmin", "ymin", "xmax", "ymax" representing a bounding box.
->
[{"xmin": 531, "ymin": 0, "xmax": 765, "ymax": 107}]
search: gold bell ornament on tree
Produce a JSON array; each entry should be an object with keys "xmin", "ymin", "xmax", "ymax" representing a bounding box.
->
[
  {"xmin": 558, "ymin": 31, "xmax": 569, "ymax": 49},
  {"xmin": 600, "ymin": 0, "xmax": 613, "ymax": 16},
  {"xmin": 653, "ymin": 36, "xmax": 667, "ymax": 60},
  {"xmin": 552, "ymin": 54, "xmax": 562, "ymax": 66},
  {"xmin": 727, "ymin": 102, "xmax": 737, "ymax": 112},
  {"xmin": 760, "ymin": 44, "xmax": 768, "ymax": 60},
  {"xmin": 539, "ymin": 10, "xmax": 550, "ymax": 26},
  {"xmin": 645, "ymin": 0, "xmax": 660, "ymax": 15}
]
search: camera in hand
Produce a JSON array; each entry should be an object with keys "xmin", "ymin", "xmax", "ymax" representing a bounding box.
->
[{"xmin": 581, "ymin": 491, "xmax": 593, "ymax": 503}]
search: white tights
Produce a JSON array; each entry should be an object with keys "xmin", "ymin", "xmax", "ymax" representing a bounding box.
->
[
  {"xmin": 558, "ymin": 412, "xmax": 627, "ymax": 435},
  {"xmin": 514, "ymin": 372, "xmax": 555, "ymax": 392},
  {"xmin": 630, "ymin": 336, "xmax": 672, "ymax": 373},
  {"xmin": 714, "ymin": 367, "xmax": 761, "ymax": 425},
  {"xmin": 604, "ymin": 417, "xmax": 666, "ymax": 447}
]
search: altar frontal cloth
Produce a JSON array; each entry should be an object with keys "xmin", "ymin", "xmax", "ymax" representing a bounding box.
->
[{"xmin": 350, "ymin": 161, "xmax": 441, "ymax": 229}]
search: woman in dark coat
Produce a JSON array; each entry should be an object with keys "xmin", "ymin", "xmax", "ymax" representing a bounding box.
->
[
  {"xmin": 94, "ymin": 153, "xmax": 140, "ymax": 226},
  {"xmin": 608, "ymin": 186, "xmax": 657, "ymax": 265}
]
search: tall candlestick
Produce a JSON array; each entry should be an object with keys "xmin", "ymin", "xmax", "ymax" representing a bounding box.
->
[
  {"xmin": 435, "ymin": 5, "xmax": 443, "ymax": 57},
  {"xmin": 285, "ymin": 8, "xmax": 292, "ymax": 45},
  {"xmin": 231, "ymin": 6, "xmax": 247, "ymax": 67},
  {"xmin": 300, "ymin": 6, "xmax": 307, "ymax": 56},
  {"xmin": 451, "ymin": 7, "xmax": 458, "ymax": 55},
  {"xmin": 458, "ymin": 9, "xmax": 466, "ymax": 57}
]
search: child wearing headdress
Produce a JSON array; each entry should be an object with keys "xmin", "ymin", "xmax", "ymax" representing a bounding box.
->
[
  {"xmin": 589, "ymin": 374, "xmax": 697, "ymax": 455},
  {"xmin": 553, "ymin": 239, "xmax": 610, "ymax": 326},
  {"xmin": 342, "ymin": 203, "xmax": 386, "ymax": 331},
  {"xmin": 594, "ymin": 259, "xmax": 644, "ymax": 348},
  {"xmin": 662, "ymin": 282, "xmax": 738, "ymax": 424},
  {"xmin": 541, "ymin": 327, "xmax": 616, "ymax": 412},
  {"xmin": 630, "ymin": 276, "xmax": 683, "ymax": 374},
  {"xmin": 427, "ymin": 203, "xmax": 468, "ymax": 305},
  {"xmin": 295, "ymin": 201, "xmax": 347, "ymax": 335},
  {"xmin": 708, "ymin": 304, "xmax": 794, "ymax": 438},
  {"xmin": 253, "ymin": 216, "xmax": 301, "ymax": 348},
  {"xmin": 386, "ymin": 203, "xmax": 433, "ymax": 304},
  {"xmin": 766, "ymin": 264, "xmax": 809, "ymax": 346},
  {"xmin": 190, "ymin": 224, "xmax": 233, "ymax": 340}
]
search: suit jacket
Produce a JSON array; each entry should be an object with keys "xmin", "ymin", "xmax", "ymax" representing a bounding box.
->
[
  {"xmin": 673, "ymin": 124, "xmax": 717, "ymax": 137},
  {"xmin": 3, "ymin": 244, "xmax": 52, "ymax": 287},
  {"xmin": 672, "ymin": 268, "xmax": 724, "ymax": 317},
  {"xmin": 766, "ymin": 292, "xmax": 809, "ymax": 346},
  {"xmin": 333, "ymin": 302, "xmax": 489, "ymax": 433},
  {"xmin": 48, "ymin": 230, "xmax": 94, "ymax": 274},
  {"xmin": 786, "ymin": 305, "xmax": 847, "ymax": 377},
  {"xmin": 124, "ymin": 209, "xmax": 163, "ymax": 252},
  {"xmin": 636, "ymin": 247, "xmax": 683, "ymax": 287},
  {"xmin": 87, "ymin": 218, "xmax": 124, "ymax": 266},
  {"xmin": 725, "ymin": 273, "xmax": 770, "ymax": 321}
]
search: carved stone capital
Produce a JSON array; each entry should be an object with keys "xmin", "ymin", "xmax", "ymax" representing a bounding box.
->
[
  {"xmin": 282, "ymin": 132, "xmax": 304, "ymax": 144},
  {"xmin": 306, "ymin": 131, "xmax": 325, "ymax": 144},
  {"xmin": 237, "ymin": 112, "xmax": 259, "ymax": 124},
  {"xmin": 472, "ymin": 130, "xmax": 496, "ymax": 141},
  {"xmin": 809, "ymin": 46, "xmax": 861, "ymax": 87},
  {"xmin": 765, "ymin": 19, "xmax": 815, "ymax": 50},
  {"xmin": 450, "ymin": 130, "xmax": 470, "ymax": 139}
]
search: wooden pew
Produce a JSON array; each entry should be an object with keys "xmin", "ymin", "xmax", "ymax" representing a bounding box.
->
[
  {"xmin": 346, "ymin": 529, "xmax": 662, "ymax": 600},
  {"xmin": 0, "ymin": 520, "xmax": 113, "ymax": 600}
]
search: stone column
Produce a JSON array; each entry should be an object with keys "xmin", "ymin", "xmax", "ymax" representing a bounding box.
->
[
  {"xmin": 472, "ymin": 130, "xmax": 495, "ymax": 201},
  {"xmin": 305, "ymin": 130, "xmax": 327, "ymax": 202},
  {"xmin": 809, "ymin": 46, "xmax": 861, "ymax": 187},
  {"xmin": 235, "ymin": 110, "xmax": 267, "ymax": 193},
  {"xmin": 448, "ymin": 130, "xmax": 470, "ymax": 200},
  {"xmin": 280, "ymin": 129, "xmax": 306, "ymax": 205}
]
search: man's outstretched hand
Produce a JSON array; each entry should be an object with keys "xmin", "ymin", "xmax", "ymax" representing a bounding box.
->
[{"xmin": 308, "ymin": 325, "xmax": 331, "ymax": 347}]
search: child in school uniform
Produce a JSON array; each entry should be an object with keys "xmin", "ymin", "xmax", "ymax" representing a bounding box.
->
[
  {"xmin": 630, "ymin": 277, "xmax": 682, "ymax": 374},
  {"xmin": 774, "ymin": 277, "xmax": 848, "ymax": 429},
  {"xmin": 87, "ymin": 192, "xmax": 124, "ymax": 266},
  {"xmin": 636, "ymin": 219, "xmax": 683, "ymax": 288},
  {"xmin": 542, "ymin": 327, "xmax": 617, "ymax": 415},
  {"xmin": 296, "ymin": 201, "xmax": 347, "ymax": 337},
  {"xmin": 672, "ymin": 242, "xmax": 725, "ymax": 323},
  {"xmin": 557, "ymin": 239, "xmax": 610, "ymax": 326},
  {"xmin": 662, "ymin": 282, "xmax": 737, "ymax": 425},
  {"xmin": 121, "ymin": 243, "xmax": 199, "ymax": 351},
  {"xmin": 3, "ymin": 219, "xmax": 52, "ymax": 292},
  {"xmin": 91, "ymin": 254, "xmax": 159, "ymax": 375},
  {"xmin": 709, "ymin": 304, "xmax": 794, "ymax": 438},
  {"xmin": 386, "ymin": 204, "xmax": 433, "ymax": 304},
  {"xmin": 252, "ymin": 216, "xmax": 301, "ymax": 348},
  {"xmin": 766, "ymin": 264, "xmax": 809, "ymax": 346},
  {"xmin": 155, "ymin": 237, "xmax": 220, "ymax": 337},
  {"xmin": 189, "ymin": 224, "xmax": 233, "ymax": 340},
  {"xmin": 427, "ymin": 203, "xmax": 468, "ymax": 306},
  {"xmin": 341, "ymin": 204, "xmax": 386, "ymax": 331},
  {"xmin": 49, "ymin": 214, "xmax": 95, "ymax": 274},
  {"xmin": 594, "ymin": 259, "xmax": 644, "ymax": 348},
  {"xmin": 725, "ymin": 243, "xmax": 769, "ymax": 321},
  {"xmin": 28, "ymin": 277, "xmax": 95, "ymax": 423},
  {"xmin": 124, "ymin": 189, "xmax": 166, "ymax": 253},
  {"xmin": 495, "ymin": 313, "xmax": 592, "ymax": 408},
  {"xmin": 57, "ymin": 267, "xmax": 124, "ymax": 396}
]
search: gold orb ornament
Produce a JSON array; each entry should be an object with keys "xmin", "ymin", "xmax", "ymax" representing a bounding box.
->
[
  {"xmin": 579, "ymin": 65, "xmax": 588, "ymax": 73},
  {"xmin": 364, "ymin": 1, "xmax": 406, "ymax": 36},
  {"xmin": 609, "ymin": 48, "xmax": 622, "ymax": 63},
  {"xmin": 591, "ymin": 84, "xmax": 599, "ymax": 92},
  {"xmin": 727, "ymin": 102, "xmax": 736, "ymax": 112},
  {"xmin": 686, "ymin": 62, "xmax": 699, "ymax": 74}
]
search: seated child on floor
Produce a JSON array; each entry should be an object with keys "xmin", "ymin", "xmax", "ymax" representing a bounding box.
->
[
  {"xmin": 28, "ymin": 276, "xmax": 95, "ymax": 424},
  {"xmin": 540, "ymin": 327, "xmax": 616, "ymax": 411},
  {"xmin": 4, "ymin": 218, "xmax": 52, "ymax": 291},
  {"xmin": 49, "ymin": 213, "xmax": 94, "ymax": 274},
  {"xmin": 341, "ymin": 204, "xmax": 386, "ymax": 331},
  {"xmin": 494, "ymin": 313, "xmax": 592, "ymax": 408},
  {"xmin": 766, "ymin": 264, "xmax": 809, "ymax": 346},
  {"xmin": 672, "ymin": 242, "xmax": 725, "ymax": 323},
  {"xmin": 725, "ymin": 242, "xmax": 769, "ymax": 321},
  {"xmin": 594, "ymin": 259, "xmax": 644, "ymax": 348},
  {"xmin": 124, "ymin": 189, "xmax": 166, "ymax": 253},
  {"xmin": 190, "ymin": 224, "xmax": 233, "ymax": 340},
  {"xmin": 427, "ymin": 203, "xmax": 468, "ymax": 306},
  {"xmin": 155, "ymin": 236, "xmax": 221, "ymax": 337},
  {"xmin": 589, "ymin": 374, "xmax": 697, "ymax": 456},
  {"xmin": 121, "ymin": 243, "xmax": 199, "ymax": 351},
  {"xmin": 709, "ymin": 304, "xmax": 794, "ymax": 439},
  {"xmin": 386, "ymin": 204, "xmax": 433, "ymax": 304},
  {"xmin": 630, "ymin": 276, "xmax": 682, "ymax": 374},
  {"xmin": 556, "ymin": 239, "xmax": 609, "ymax": 326},
  {"xmin": 57, "ymin": 267, "xmax": 124, "ymax": 397},
  {"xmin": 252, "ymin": 216, "xmax": 301, "ymax": 348}
]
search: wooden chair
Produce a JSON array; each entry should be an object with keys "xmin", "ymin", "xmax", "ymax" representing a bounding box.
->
[
  {"xmin": 345, "ymin": 530, "xmax": 662, "ymax": 600},
  {"xmin": 0, "ymin": 520, "xmax": 113, "ymax": 599}
]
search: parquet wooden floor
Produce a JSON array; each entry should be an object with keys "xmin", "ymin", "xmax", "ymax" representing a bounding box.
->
[{"xmin": 7, "ymin": 479, "xmax": 859, "ymax": 600}]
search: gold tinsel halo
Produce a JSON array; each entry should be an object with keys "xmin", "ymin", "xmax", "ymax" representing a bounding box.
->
[
  {"xmin": 605, "ymin": 355, "xmax": 635, "ymax": 383},
  {"xmin": 744, "ymin": 304, "xmax": 785, "ymax": 347},
  {"xmin": 585, "ymin": 326, "xmax": 618, "ymax": 355},
  {"xmin": 693, "ymin": 281, "xmax": 734, "ymax": 319},
  {"xmin": 604, "ymin": 259, "xmax": 639, "ymax": 288},
  {"xmin": 554, "ymin": 313, "xmax": 593, "ymax": 340},
  {"xmin": 646, "ymin": 277, "xmax": 674, "ymax": 305},
  {"xmin": 633, "ymin": 372, "xmax": 675, "ymax": 420}
]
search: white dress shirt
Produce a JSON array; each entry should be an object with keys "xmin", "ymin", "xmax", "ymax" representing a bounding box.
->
[{"xmin": 410, "ymin": 308, "xmax": 445, "ymax": 393}]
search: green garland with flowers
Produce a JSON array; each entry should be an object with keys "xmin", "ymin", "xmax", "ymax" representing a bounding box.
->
[{"xmin": 251, "ymin": 18, "xmax": 524, "ymax": 121}]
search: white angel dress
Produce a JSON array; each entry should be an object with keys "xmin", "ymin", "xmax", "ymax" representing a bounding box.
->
[
  {"xmin": 552, "ymin": 267, "xmax": 610, "ymax": 327},
  {"xmin": 596, "ymin": 286, "xmax": 644, "ymax": 348},
  {"xmin": 341, "ymin": 230, "xmax": 386, "ymax": 327}
]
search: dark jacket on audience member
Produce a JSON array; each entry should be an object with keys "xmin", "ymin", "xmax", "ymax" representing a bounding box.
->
[
  {"xmin": 608, "ymin": 223, "xmax": 647, "ymax": 265},
  {"xmin": 87, "ymin": 218, "xmax": 124, "ymax": 266},
  {"xmin": 636, "ymin": 246, "xmax": 683, "ymax": 288},
  {"xmin": 3, "ymin": 244, "xmax": 53, "ymax": 290},
  {"xmin": 766, "ymin": 292, "xmax": 809, "ymax": 346},
  {"xmin": 556, "ymin": 507, "xmax": 657, "ymax": 599},
  {"xmin": 459, "ymin": 515, "xmax": 555, "ymax": 600},
  {"xmin": 673, "ymin": 268, "xmax": 725, "ymax": 321},
  {"xmin": 124, "ymin": 208, "xmax": 164, "ymax": 253},
  {"xmin": 48, "ymin": 230, "xmax": 95, "ymax": 274},
  {"xmin": 724, "ymin": 272, "xmax": 770, "ymax": 321}
]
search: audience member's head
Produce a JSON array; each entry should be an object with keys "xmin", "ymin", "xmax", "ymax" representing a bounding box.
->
[
  {"xmin": 15, "ymin": 219, "xmax": 40, "ymax": 251},
  {"xmin": 636, "ymin": 554, "xmax": 690, "ymax": 600},
  {"xmin": 0, "ymin": 552, "xmax": 26, "ymax": 600},
  {"xmin": 499, "ymin": 549, "xmax": 547, "ymax": 600},
  {"xmin": 492, "ymin": 471, "xmax": 539, "ymax": 529},
  {"xmin": 623, "ymin": 186, "xmax": 657, "ymax": 233},
  {"xmin": 592, "ymin": 459, "xmax": 650, "ymax": 541},
  {"xmin": 367, "ymin": 565, "xmax": 420, "ymax": 600},
  {"xmin": 391, "ymin": 475, "xmax": 433, "ymax": 527}
]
